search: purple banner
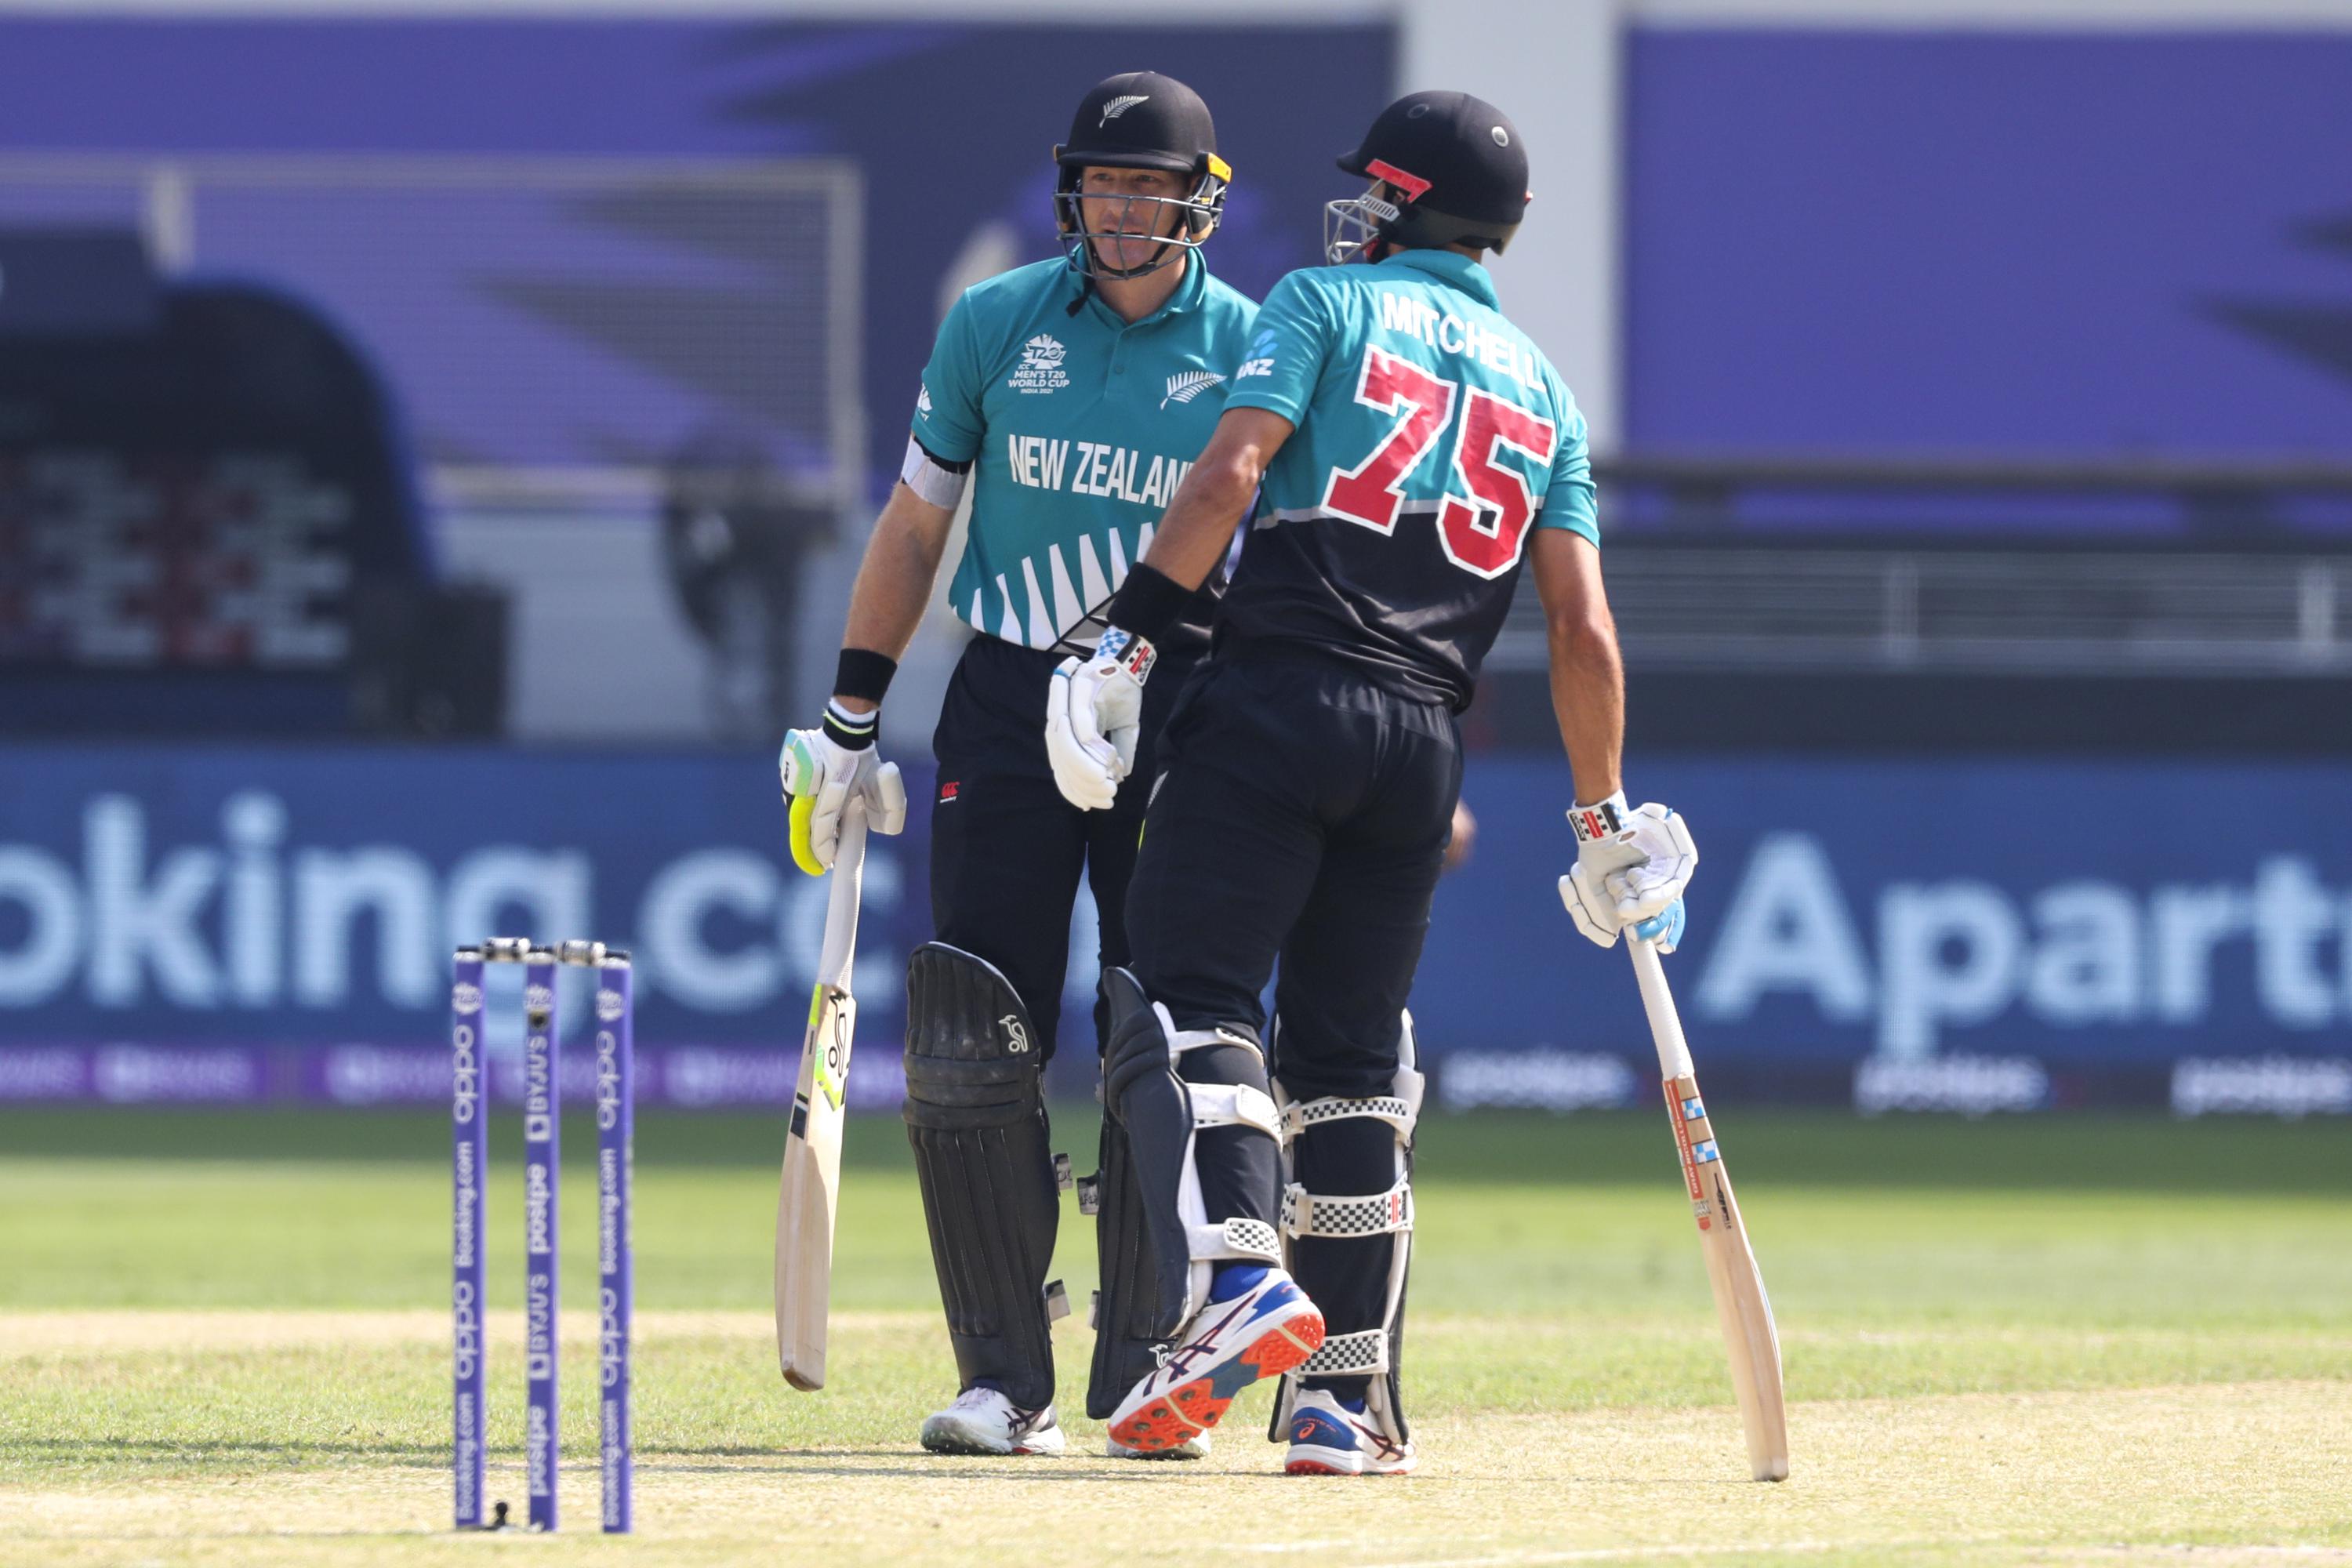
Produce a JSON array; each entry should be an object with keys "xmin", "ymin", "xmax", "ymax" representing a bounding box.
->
[
  {"xmin": 0, "ymin": 16, "xmax": 1396, "ymax": 495},
  {"xmin": 1628, "ymin": 30, "xmax": 2352, "ymax": 461},
  {"xmin": 9, "ymin": 1039, "xmax": 2348, "ymax": 1119}
]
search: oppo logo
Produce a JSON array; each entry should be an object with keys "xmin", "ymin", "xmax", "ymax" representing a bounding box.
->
[
  {"xmin": 450, "ymin": 1023, "xmax": 479, "ymax": 1123},
  {"xmin": 452, "ymin": 1279, "xmax": 481, "ymax": 1378},
  {"xmin": 595, "ymin": 1029, "xmax": 622, "ymax": 1131}
]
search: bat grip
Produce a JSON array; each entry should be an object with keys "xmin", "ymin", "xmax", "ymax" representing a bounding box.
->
[{"xmin": 1628, "ymin": 936, "xmax": 1697, "ymax": 1082}]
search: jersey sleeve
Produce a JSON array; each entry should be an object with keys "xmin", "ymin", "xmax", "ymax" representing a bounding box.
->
[
  {"xmin": 911, "ymin": 291, "xmax": 989, "ymax": 463},
  {"xmin": 1221, "ymin": 270, "xmax": 1333, "ymax": 426},
  {"xmin": 1534, "ymin": 394, "xmax": 1598, "ymax": 545}
]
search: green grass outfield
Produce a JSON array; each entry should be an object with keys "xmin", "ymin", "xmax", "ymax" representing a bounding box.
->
[{"xmin": 2, "ymin": 1107, "xmax": 2348, "ymax": 1567}]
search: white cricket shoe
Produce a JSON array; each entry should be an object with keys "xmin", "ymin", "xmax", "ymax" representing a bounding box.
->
[
  {"xmin": 1105, "ymin": 1429, "xmax": 1211, "ymax": 1461},
  {"xmin": 919, "ymin": 1387, "xmax": 1065, "ymax": 1456},
  {"xmin": 1283, "ymin": 1387, "xmax": 1417, "ymax": 1476},
  {"xmin": 1105, "ymin": 1266, "xmax": 1324, "ymax": 1455}
]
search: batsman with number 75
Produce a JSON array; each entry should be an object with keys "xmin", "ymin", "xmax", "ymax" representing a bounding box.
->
[{"xmin": 1044, "ymin": 89, "xmax": 1764, "ymax": 1478}]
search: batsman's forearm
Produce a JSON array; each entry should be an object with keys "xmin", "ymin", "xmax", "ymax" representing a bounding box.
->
[
  {"xmin": 1138, "ymin": 463, "xmax": 1258, "ymax": 590},
  {"xmin": 838, "ymin": 485, "xmax": 954, "ymax": 680},
  {"xmin": 1134, "ymin": 406, "xmax": 1290, "ymax": 593},
  {"xmin": 1548, "ymin": 615, "xmax": 1624, "ymax": 804}
]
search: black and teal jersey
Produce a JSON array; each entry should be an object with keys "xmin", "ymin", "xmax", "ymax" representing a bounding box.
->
[
  {"xmin": 911, "ymin": 255, "xmax": 1258, "ymax": 653},
  {"xmin": 1218, "ymin": 249, "xmax": 1597, "ymax": 710}
]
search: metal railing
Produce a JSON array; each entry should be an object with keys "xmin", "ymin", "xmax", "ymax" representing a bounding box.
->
[{"xmin": 1490, "ymin": 455, "xmax": 2352, "ymax": 677}]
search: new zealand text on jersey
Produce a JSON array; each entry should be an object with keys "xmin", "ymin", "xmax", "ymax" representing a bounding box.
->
[
  {"xmin": 1377, "ymin": 292, "xmax": 1544, "ymax": 392},
  {"xmin": 1005, "ymin": 434, "xmax": 1198, "ymax": 506}
]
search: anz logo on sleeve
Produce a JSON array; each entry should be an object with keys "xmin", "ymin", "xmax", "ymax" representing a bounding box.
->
[{"xmin": 1235, "ymin": 328, "xmax": 1277, "ymax": 381}]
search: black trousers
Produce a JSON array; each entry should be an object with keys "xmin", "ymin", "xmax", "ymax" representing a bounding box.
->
[
  {"xmin": 1126, "ymin": 647, "xmax": 1461, "ymax": 1103},
  {"xmin": 1127, "ymin": 646, "xmax": 1457, "ymax": 1386},
  {"xmin": 930, "ymin": 633, "xmax": 1189, "ymax": 1061}
]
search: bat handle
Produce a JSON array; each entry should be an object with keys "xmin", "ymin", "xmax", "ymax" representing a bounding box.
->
[
  {"xmin": 815, "ymin": 798, "xmax": 868, "ymax": 993},
  {"xmin": 1628, "ymin": 935, "xmax": 1697, "ymax": 1082}
]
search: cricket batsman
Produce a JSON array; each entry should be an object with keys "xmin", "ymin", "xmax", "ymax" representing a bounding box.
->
[
  {"xmin": 1045, "ymin": 91, "xmax": 1698, "ymax": 1473},
  {"xmin": 779, "ymin": 71, "xmax": 1258, "ymax": 1457}
]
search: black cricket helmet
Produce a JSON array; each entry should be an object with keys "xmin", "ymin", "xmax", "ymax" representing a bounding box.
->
[
  {"xmin": 1054, "ymin": 71, "xmax": 1232, "ymax": 280},
  {"xmin": 1327, "ymin": 90, "xmax": 1530, "ymax": 263}
]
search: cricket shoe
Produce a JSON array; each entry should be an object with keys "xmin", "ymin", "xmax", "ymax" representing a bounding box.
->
[
  {"xmin": 919, "ymin": 1386, "xmax": 1065, "ymax": 1455},
  {"xmin": 1105, "ymin": 1265, "xmax": 1324, "ymax": 1454},
  {"xmin": 1283, "ymin": 1388, "xmax": 1417, "ymax": 1477},
  {"xmin": 1105, "ymin": 1429, "xmax": 1211, "ymax": 1461}
]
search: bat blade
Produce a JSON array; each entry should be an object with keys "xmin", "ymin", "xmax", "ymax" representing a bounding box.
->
[
  {"xmin": 773, "ymin": 800, "xmax": 871, "ymax": 1392},
  {"xmin": 775, "ymin": 981, "xmax": 855, "ymax": 1390},
  {"xmin": 1666, "ymin": 1070, "xmax": 1790, "ymax": 1483},
  {"xmin": 1632, "ymin": 937, "xmax": 1790, "ymax": 1482}
]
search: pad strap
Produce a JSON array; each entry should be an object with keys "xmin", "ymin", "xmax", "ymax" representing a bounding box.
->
[
  {"xmin": 1169, "ymin": 1025, "xmax": 1265, "ymax": 1062},
  {"xmin": 1189, "ymin": 1082, "xmax": 1280, "ymax": 1138},
  {"xmin": 1281, "ymin": 1176, "xmax": 1414, "ymax": 1240},
  {"xmin": 1296, "ymin": 1327, "xmax": 1389, "ymax": 1377},
  {"xmin": 1280, "ymin": 1094, "xmax": 1414, "ymax": 1140},
  {"xmin": 1189, "ymin": 1215, "xmax": 1282, "ymax": 1265}
]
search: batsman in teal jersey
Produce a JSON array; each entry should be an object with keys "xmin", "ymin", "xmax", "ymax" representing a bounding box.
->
[
  {"xmin": 1045, "ymin": 92, "xmax": 1700, "ymax": 1474},
  {"xmin": 775, "ymin": 71, "xmax": 1258, "ymax": 1461}
]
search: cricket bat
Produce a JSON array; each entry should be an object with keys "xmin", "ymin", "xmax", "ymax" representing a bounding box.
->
[
  {"xmin": 1628, "ymin": 934, "xmax": 1790, "ymax": 1482},
  {"xmin": 774, "ymin": 792, "xmax": 875, "ymax": 1391}
]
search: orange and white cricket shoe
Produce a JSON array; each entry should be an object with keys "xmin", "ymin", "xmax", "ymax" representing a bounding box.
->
[
  {"xmin": 1105, "ymin": 1430, "xmax": 1210, "ymax": 1461},
  {"xmin": 1283, "ymin": 1387, "xmax": 1417, "ymax": 1476},
  {"xmin": 1105, "ymin": 1267, "xmax": 1323, "ymax": 1454}
]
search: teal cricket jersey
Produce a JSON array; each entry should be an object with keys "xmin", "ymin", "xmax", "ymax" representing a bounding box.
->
[
  {"xmin": 1218, "ymin": 249, "xmax": 1596, "ymax": 709},
  {"xmin": 911, "ymin": 254, "xmax": 1258, "ymax": 652}
]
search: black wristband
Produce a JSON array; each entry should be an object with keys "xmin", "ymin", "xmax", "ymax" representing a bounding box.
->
[
  {"xmin": 833, "ymin": 647, "xmax": 898, "ymax": 706},
  {"xmin": 1103, "ymin": 563, "xmax": 1192, "ymax": 646}
]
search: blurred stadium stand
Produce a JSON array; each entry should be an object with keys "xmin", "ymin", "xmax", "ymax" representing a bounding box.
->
[
  {"xmin": 1483, "ymin": 455, "xmax": 2352, "ymax": 754},
  {"xmin": 0, "ymin": 224, "xmax": 505, "ymax": 736},
  {"xmin": 0, "ymin": 153, "xmax": 863, "ymax": 743}
]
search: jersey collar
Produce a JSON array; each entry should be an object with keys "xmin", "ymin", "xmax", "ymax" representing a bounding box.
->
[
  {"xmin": 1064, "ymin": 249, "xmax": 1207, "ymax": 330},
  {"xmin": 1374, "ymin": 248, "xmax": 1500, "ymax": 310}
]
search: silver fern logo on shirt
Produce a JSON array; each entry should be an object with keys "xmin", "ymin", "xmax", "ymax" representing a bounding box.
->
[{"xmin": 1160, "ymin": 369, "xmax": 1226, "ymax": 410}]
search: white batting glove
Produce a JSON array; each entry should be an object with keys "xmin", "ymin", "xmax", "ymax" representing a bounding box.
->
[
  {"xmin": 779, "ymin": 704, "xmax": 907, "ymax": 875},
  {"xmin": 1045, "ymin": 626, "xmax": 1155, "ymax": 811},
  {"xmin": 1559, "ymin": 793, "xmax": 1698, "ymax": 949}
]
